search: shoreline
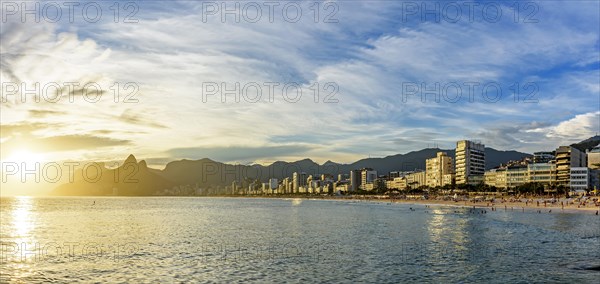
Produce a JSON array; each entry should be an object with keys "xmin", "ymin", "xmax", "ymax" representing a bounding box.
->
[
  {"xmin": 4, "ymin": 194, "xmax": 599, "ymax": 214},
  {"xmin": 238, "ymin": 194, "xmax": 600, "ymax": 214}
]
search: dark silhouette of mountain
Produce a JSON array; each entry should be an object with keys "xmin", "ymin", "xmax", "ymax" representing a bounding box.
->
[
  {"xmin": 53, "ymin": 155, "xmax": 175, "ymax": 196},
  {"xmin": 571, "ymin": 135, "xmax": 600, "ymax": 152},
  {"xmin": 342, "ymin": 147, "xmax": 530, "ymax": 174},
  {"xmin": 53, "ymin": 147, "xmax": 531, "ymax": 196}
]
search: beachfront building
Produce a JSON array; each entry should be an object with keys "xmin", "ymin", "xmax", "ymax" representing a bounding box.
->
[
  {"xmin": 485, "ymin": 163, "xmax": 557, "ymax": 190},
  {"xmin": 484, "ymin": 169, "xmax": 501, "ymax": 188},
  {"xmin": 588, "ymin": 146, "xmax": 600, "ymax": 192},
  {"xmin": 386, "ymin": 177, "xmax": 407, "ymax": 190},
  {"xmin": 281, "ymin": 177, "xmax": 291, "ymax": 194},
  {"xmin": 293, "ymin": 172, "xmax": 307, "ymax": 193},
  {"xmin": 555, "ymin": 146, "xmax": 587, "ymax": 186},
  {"xmin": 334, "ymin": 182, "xmax": 350, "ymax": 192},
  {"xmin": 570, "ymin": 167, "xmax": 591, "ymax": 191},
  {"xmin": 442, "ymin": 174, "xmax": 454, "ymax": 186},
  {"xmin": 425, "ymin": 152, "xmax": 454, "ymax": 188},
  {"xmin": 506, "ymin": 166, "xmax": 528, "ymax": 188},
  {"xmin": 360, "ymin": 168, "xmax": 377, "ymax": 191},
  {"xmin": 269, "ymin": 178, "xmax": 278, "ymax": 193},
  {"xmin": 455, "ymin": 140, "xmax": 485, "ymax": 185},
  {"xmin": 406, "ymin": 171, "xmax": 426, "ymax": 189},
  {"xmin": 350, "ymin": 169, "xmax": 361, "ymax": 192},
  {"xmin": 527, "ymin": 163, "xmax": 556, "ymax": 186},
  {"xmin": 485, "ymin": 166, "xmax": 526, "ymax": 189},
  {"xmin": 588, "ymin": 145, "xmax": 600, "ymax": 169}
]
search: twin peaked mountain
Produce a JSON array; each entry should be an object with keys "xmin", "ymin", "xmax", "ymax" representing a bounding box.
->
[{"xmin": 54, "ymin": 148, "xmax": 529, "ymax": 196}]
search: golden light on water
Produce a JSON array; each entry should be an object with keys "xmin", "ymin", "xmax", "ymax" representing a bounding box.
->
[
  {"xmin": 10, "ymin": 196, "xmax": 36, "ymax": 243},
  {"xmin": 427, "ymin": 208, "xmax": 447, "ymax": 243}
]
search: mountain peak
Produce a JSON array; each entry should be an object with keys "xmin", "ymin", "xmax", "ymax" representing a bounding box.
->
[
  {"xmin": 124, "ymin": 154, "xmax": 137, "ymax": 164},
  {"xmin": 572, "ymin": 136, "xmax": 600, "ymax": 152},
  {"xmin": 138, "ymin": 160, "xmax": 147, "ymax": 169}
]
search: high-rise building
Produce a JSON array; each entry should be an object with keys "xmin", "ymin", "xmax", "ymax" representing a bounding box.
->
[
  {"xmin": 269, "ymin": 178, "xmax": 278, "ymax": 190},
  {"xmin": 426, "ymin": 152, "xmax": 454, "ymax": 187},
  {"xmin": 555, "ymin": 146, "xmax": 586, "ymax": 186},
  {"xmin": 281, "ymin": 177, "xmax": 290, "ymax": 194},
  {"xmin": 360, "ymin": 168, "xmax": 377, "ymax": 190},
  {"xmin": 350, "ymin": 169, "xmax": 361, "ymax": 192},
  {"xmin": 588, "ymin": 145, "xmax": 600, "ymax": 170},
  {"xmin": 292, "ymin": 172, "xmax": 306, "ymax": 193},
  {"xmin": 455, "ymin": 140, "xmax": 485, "ymax": 185}
]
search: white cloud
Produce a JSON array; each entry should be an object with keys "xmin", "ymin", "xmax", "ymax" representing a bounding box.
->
[
  {"xmin": 1, "ymin": 1, "xmax": 598, "ymax": 164},
  {"xmin": 546, "ymin": 111, "xmax": 600, "ymax": 139}
]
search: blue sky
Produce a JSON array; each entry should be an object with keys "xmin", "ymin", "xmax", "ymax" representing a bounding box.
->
[{"xmin": 1, "ymin": 0, "xmax": 599, "ymax": 167}]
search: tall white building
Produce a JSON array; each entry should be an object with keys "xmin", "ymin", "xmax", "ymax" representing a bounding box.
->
[
  {"xmin": 360, "ymin": 168, "xmax": 377, "ymax": 190},
  {"xmin": 455, "ymin": 140, "xmax": 485, "ymax": 185},
  {"xmin": 292, "ymin": 172, "xmax": 306, "ymax": 193}
]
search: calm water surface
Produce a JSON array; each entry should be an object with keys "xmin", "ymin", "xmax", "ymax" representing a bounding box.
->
[{"xmin": 1, "ymin": 197, "xmax": 599, "ymax": 283}]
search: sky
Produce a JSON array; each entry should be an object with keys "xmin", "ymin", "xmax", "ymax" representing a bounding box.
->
[{"xmin": 1, "ymin": 0, "xmax": 599, "ymax": 168}]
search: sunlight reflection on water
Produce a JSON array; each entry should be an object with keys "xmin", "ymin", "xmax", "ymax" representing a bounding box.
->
[{"xmin": 0, "ymin": 197, "xmax": 598, "ymax": 283}]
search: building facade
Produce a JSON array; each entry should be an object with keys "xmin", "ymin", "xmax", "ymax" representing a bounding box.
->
[
  {"xmin": 588, "ymin": 145, "xmax": 600, "ymax": 169},
  {"xmin": 555, "ymin": 146, "xmax": 586, "ymax": 186},
  {"xmin": 360, "ymin": 168, "xmax": 377, "ymax": 191},
  {"xmin": 570, "ymin": 167, "xmax": 590, "ymax": 191},
  {"xmin": 455, "ymin": 140, "xmax": 485, "ymax": 185},
  {"xmin": 426, "ymin": 152, "xmax": 454, "ymax": 187},
  {"xmin": 406, "ymin": 171, "xmax": 426, "ymax": 189}
]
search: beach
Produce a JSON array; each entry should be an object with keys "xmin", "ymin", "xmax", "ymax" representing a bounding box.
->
[{"xmin": 258, "ymin": 194, "xmax": 600, "ymax": 214}]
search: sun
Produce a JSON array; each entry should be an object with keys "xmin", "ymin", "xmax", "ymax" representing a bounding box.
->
[{"xmin": 4, "ymin": 149, "xmax": 46, "ymax": 164}]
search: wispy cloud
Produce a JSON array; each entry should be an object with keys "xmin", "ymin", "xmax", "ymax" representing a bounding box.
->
[{"xmin": 1, "ymin": 0, "xmax": 598, "ymax": 164}]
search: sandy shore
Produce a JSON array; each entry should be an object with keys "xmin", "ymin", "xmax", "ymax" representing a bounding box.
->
[
  {"xmin": 264, "ymin": 195, "xmax": 600, "ymax": 214},
  {"xmin": 387, "ymin": 198, "xmax": 600, "ymax": 214}
]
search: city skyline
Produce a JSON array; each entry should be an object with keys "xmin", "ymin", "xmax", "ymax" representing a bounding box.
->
[
  {"xmin": 1, "ymin": 2, "xmax": 598, "ymax": 282},
  {"xmin": 3, "ymin": 136, "xmax": 596, "ymax": 196}
]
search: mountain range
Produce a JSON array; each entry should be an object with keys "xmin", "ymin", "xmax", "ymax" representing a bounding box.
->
[
  {"xmin": 52, "ymin": 137, "xmax": 600, "ymax": 195},
  {"xmin": 53, "ymin": 146, "xmax": 532, "ymax": 195},
  {"xmin": 571, "ymin": 135, "xmax": 600, "ymax": 152}
]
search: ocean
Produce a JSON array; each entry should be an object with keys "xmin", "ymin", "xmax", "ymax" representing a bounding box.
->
[{"xmin": 1, "ymin": 197, "xmax": 599, "ymax": 283}]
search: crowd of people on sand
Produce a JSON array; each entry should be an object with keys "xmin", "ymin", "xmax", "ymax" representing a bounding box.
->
[
  {"xmin": 347, "ymin": 193, "xmax": 600, "ymax": 215},
  {"xmin": 455, "ymin": 194, "xmax": 599, "ymax": 214}
]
